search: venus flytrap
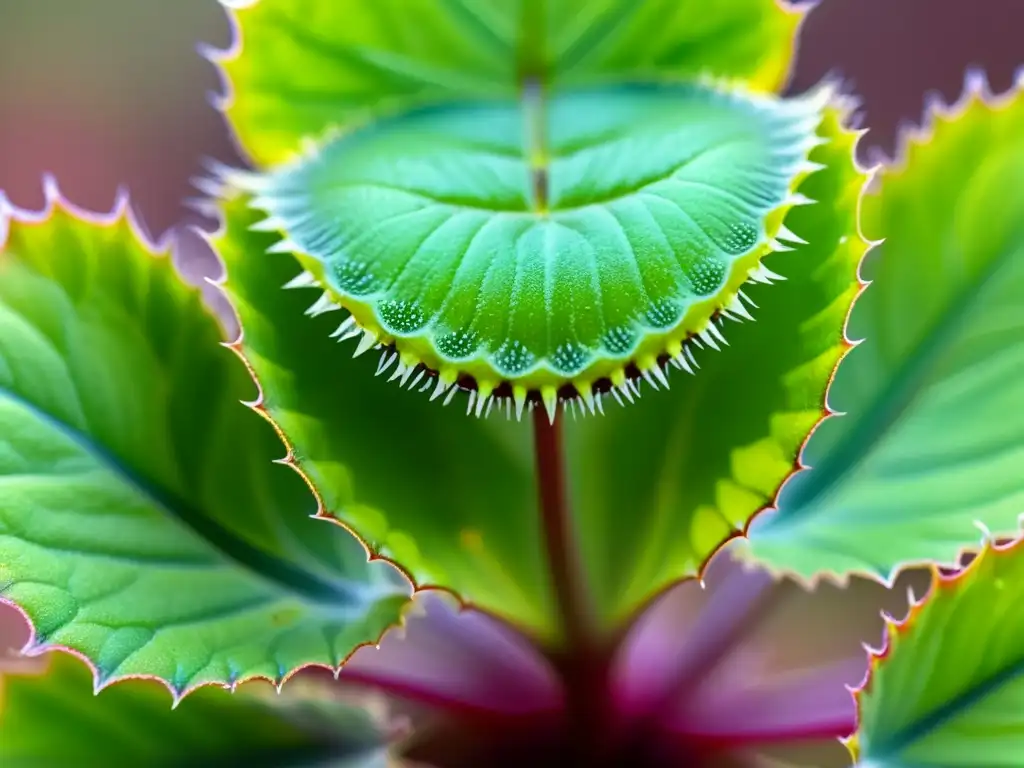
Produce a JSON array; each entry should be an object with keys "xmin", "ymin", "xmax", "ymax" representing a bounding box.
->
[{"xmin": 0, "ymin": 2, "xmax": 1023, "ymax": 767}]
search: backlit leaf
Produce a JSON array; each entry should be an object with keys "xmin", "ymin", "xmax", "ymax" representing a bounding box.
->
[
  {"xmin": 742, "ymin": 76, "xmax": 1024, "ymax": 580},
  {"xmin": 566, "ymin": 106, "xmax": 867, "ymax": 625},
  {"xmin": 0, "ymin": 651, "xmax": 391, "ymax": 767},
  {"xmin": 216, "ymin": 0, "xmax": 807, "ymax": 166},
  {"xmin": 0, "ymin": 184, "xmax": 409, "ymax": 696},
  {"xmin": 850, "ymin": 539, "xmax": 1024, "ymax": 766}
]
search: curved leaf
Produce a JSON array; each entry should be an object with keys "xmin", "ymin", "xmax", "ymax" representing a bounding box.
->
[
  {"xmin": 212, "ymin": 197, "xmax": 553, "ymax": 638},
  {"xmin": 234, "ymin": 82, "xmax": 826, "ymax": 412},
  {"xmin": 850, "ymin": 539, "xmax": 1024, "ymax": 766},
  {"xmin": 215, "ymin": 0, "xmax": 807, "ymax": 166},
  {"xmin": 566, "ymin": 106, "xmax": 868, "ymax": 625},
  {"xmin": 742, "ymin": 76, "xmax": 1024, "ymax": 579},
  {"xmin": 0, "ymin": 651, "xmax": 391, "ymax": 767},
  {"xmin": 0, "ymin": 185, "xmax": 409, "ymax": 696}
]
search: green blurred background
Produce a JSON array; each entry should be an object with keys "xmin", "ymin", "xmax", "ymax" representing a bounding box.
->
[{"xmin": 0, "ymin": 0, "xmax": 1013, "ymax": 709}]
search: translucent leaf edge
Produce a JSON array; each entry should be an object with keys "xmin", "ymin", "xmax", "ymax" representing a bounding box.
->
[
  {"xmin": 704, "ymin": 93, "xmax": 875, "ymax": 580},
  {"xmin": 197, "ymin": 202, "xmax": 518, "ymax": 637},
  {"xmin": 734, "ymin": 67, "xmax": 1024, "ymax": 590},
  {"xmin": 0, "ymin": 178, "xmax": 416, "ymax": 706},
  {"xmin": 210, "ymin": 79, "xmax": 836, "ymax": 424},
  {"xmin": 843, "ymin": 534, "xmax": 1024, "ymax": 762}
]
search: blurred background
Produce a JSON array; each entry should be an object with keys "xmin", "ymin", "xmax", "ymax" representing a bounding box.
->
[
  {"xmin": 2, "ymin": 0, "xmax": 1022, "ymax": 239},
  {"xmin": 0, "ymin": 0, "xmax": 1012, "ymax": 745}
]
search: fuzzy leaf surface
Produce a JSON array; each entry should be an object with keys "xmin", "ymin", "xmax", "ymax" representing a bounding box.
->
[
  {"xmin": 744, "ymin": 86, "xmax": 1024, "ymax": 578},
  {"xmin": 219, "ymin": 0, "xmax": 805, "ymax": 165},
  {"xmin": 240, "ymin": 83, "xmax": 825, "ymax": 397},
  {"xmin": 566, "ymin": 108, "xmax": 867, "ymax": 625},
  {"xmin": 214, "ymin": 198, "xmax": 553, "ymax": 637},
  {"xmin": 0, "ymin": 652, "xmax": 391, "ymax": 767},
  {"xmin": 851, "ymin": 540, "xmax": 1024, "ymax": 766},
  {"xmin": 0, "ymin": 196, "xmax": 408, "ymax": 695}
]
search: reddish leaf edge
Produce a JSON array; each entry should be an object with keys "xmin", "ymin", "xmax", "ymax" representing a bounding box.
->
[
  {"xmin": 0, "ymin": 179, "xmax": 541, "ymax": 722},
  {"xmin": 189, "ymin": 79, "xmax": 870, "ymax": 659},
  {"xmin": 597, "ymin": 85, "xmax": 874, "ymax": 653},
  {"xmin": 732, "ymin": 67, "xmax": 1024, "ymax": 593},
  {"xmin": 843, "ymin": 533, "xmax": 1024, "ymax": 762}
]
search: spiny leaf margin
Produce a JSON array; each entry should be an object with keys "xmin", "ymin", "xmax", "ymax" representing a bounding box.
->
[
  {"xmin": 845, "ymin": 534, "xmax": 1024, "ymax": 765},
  {"xmin": 562, "ymin": 93, "xmax": 874, "ymax": 628},
  {"xmin": 0, "ymin": 178, "xmax": 411, "ymax": 704},
  {"xmin": 0, "ymin": 649, "xmax": 396, "ymax": 766},
  {"xmin": 734, "ymin": 68, "xmax": 1024, "ymax": 588},
  {"xmin": 222, "ymin": 79, "xmax": 832, "ymax": 423}
]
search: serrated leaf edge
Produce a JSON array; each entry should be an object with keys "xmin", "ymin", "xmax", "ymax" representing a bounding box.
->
[
  {"xmin": 703, "ymin": 92, "xmax": 875, "ymax": 587},
  {"xmin": 843, "ymin": 533, "xmax": 1024, "ymax": 762},
  {"xmin": 0, "ymin": 178, "xmax": 417, "ymax": 708},
  {"xmin": 198, "ymin": 208, "xmax": 566, "ymax": 652},
  {"xmin": 203, "ymin": 79, "xmax": 836, "ymax": 424},
  {"xmin": 733, "ymin": 67, "xmax": 1024, "ymax": 592}
]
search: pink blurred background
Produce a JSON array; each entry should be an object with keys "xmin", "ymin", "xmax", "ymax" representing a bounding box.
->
[
  {"xmin": 0, "ymin": 0, "xmax": 1014, "ymax": 712},
  {"xmin": 3, "ymin": 0, "xmax": 1023, "ymax": 238}
]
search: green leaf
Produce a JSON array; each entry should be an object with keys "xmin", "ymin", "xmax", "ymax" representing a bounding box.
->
[
  {"xmin": 849, "ymin": 539, "xmax": 1024, "ymax": 766},
  {"xmin": 0, "ymin": 187, "xmax": 409, "ymax": 695},
  {"xmin": 235, "ymin": 82, "xmax": 827, "ymax": 413},
  {"xmin": 216, "ymin": 0, "xmax": 807, "ymax": 166},
  {"xmin": 740, "ymin": 79, "xmax": 1024, "ymax": 579},
  {"xmin": 564, "ymin": 106, "xmax": 867, "ymax": 626},
  {"xmin": 0, "ymin": 651, "xmax": 391, "ymax": 767},
  {"xmin": 212, "ymin": 196, "xmax": 554, "ymax": 638}
]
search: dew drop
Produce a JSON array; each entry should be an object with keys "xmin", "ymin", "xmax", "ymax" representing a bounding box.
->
[
  {"xmin": 689, "ymin": 257, "xmax": 727, "ymax": 296},
  {"xmin": 492, "ymin": 339, "xmax": 536, "ymax": 374},
  {"xmin": 644, "ymin": 298, "xmax": 681, "ymax": 329},
  {"xmin": 550, "ymin": 341, "xmax": 589, "ymax": 374},
  {"xmin": 435, "ymin": 329, "xmax": 481, "ymax": 360},
  {"xmin": 603, "ymin": 325, "xmax": 637, "ymax": 356},
  {"xmin": 331, "ymin": 258, "xmax": 378, "ymax": 295},
  {"xmin": 378, "ymin": 299, "xmax": 428, "ymax": 334}
]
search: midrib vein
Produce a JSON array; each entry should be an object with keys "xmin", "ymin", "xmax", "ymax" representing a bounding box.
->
[
  {"xmin": 782, "ymin": 241, "xmax": 1024, "ymax": 519},
  {"xmin": 0, "ymin": 385, "xmax": 356, "ymax": 606},
  {"xmin": 519, "ymin": 0, "xmax": 550, "ymax": 213}
]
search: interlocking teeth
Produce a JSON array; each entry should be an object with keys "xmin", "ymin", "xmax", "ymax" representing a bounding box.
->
[
  {"xmin": 707, "ymin": 321, "xmax": 729, "ymax": 346},
  {"xmin": 283, "ymin": 270, "xmax": 318, "ymax": 290},
  {"xmin": 578, "ymin": 384, "xmax": 597, "ymax": 415},
  {"xmin": 305, "ymin": 292, "xmax": 340, "ymax": 317},
  {"xmin": 386, "ymin": 359, "xmax": 407, "ymax": 382},
  {"xmin": 352, "ymin": 329, "xmax": 378, "ymax": 357},
  {"xmin": 442, "ymin": 384, "xmax": 459, "ymax": 406},
  {"xmin": 267, "ymin": 238, "xmax": 299, "ymax": 254},
  {"xmin": 697, "ymin": 327, "xmax": 720, "ymax": 351},
  {"xmin": 399, "ymin": 362, "xmax": 417, "ymax": 388},
  {"xmin": 726, "ymin": 294, "xmax": 755, "ymax": 321},
  {"xmin": 747, "ymin": 263, "xmax": 786, "ymax": 285},
  {"xmin": 776, "ymin": 224, "xmax": 808, "ymax": 245},
  {"xmin": 513, "ymin": 386, "xmax": 528, "ymax": 421},
  {"xmin": 308, "ymin": 281, "xmax": 767, "ymax": 419},
  {"xmin": 377, "ymin": 350, "xmax": 398, "ymax": 376},
  {"xmin": 541, "ymin": 386, "xmax": 559, "ymax": 424},
  {"xmin": 330, "ymin": 315, "xmax": 361, "ymax": 341}
]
